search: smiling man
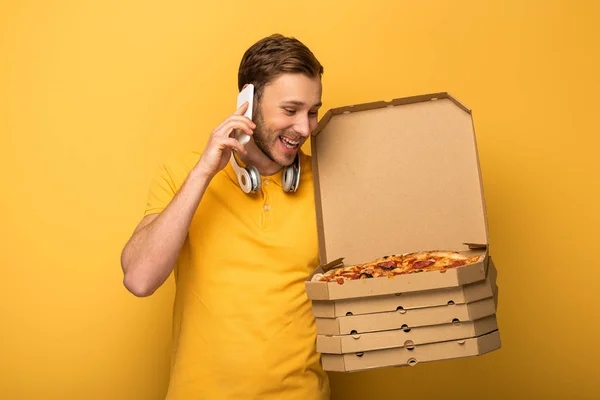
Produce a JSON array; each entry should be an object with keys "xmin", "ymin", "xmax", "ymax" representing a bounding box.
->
[{"xmin": 120, "ymin": 34, "xmax": 329, "ymax": 399}]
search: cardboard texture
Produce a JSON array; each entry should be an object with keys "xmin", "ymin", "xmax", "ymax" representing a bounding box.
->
[
  {"xmin": 312, "ymin": 258, "xmax": 498, "ymax": 318},
  {"xmin": 321, "ymin": 330, "xmax": 501, "ymax": 372},
  {"xmin": 317, "ymin": 314, "xmax": 498, "ymax": 354},
  {"xmin": 309, "ymin": 92, "xmax": 488, "ymax": 269},
  {"xmin": 315, "ymin": 294, "xmax": 497, "ymax": 336},
  {"xmin": 306, "ymin": 92, "xmax": 500, "ymax": 371}
]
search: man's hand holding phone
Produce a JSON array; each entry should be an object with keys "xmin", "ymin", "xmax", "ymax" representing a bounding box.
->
[
  {"xmin": 194, "ymin": 84, "xmax": 255, "ymax": 180},
  {"xmin": 194, "ymin": 100, "xmax": 255, "ymax": 180}
]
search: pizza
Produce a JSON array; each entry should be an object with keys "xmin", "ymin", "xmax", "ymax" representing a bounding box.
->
[{"xmin": 311, "ymin": 251, "xmax": 483, "ymax": 285}]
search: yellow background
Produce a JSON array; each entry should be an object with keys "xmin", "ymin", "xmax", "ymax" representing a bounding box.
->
[{"xmin": 2, "ymin": 0, "xmax": 599, "ymax": 399}]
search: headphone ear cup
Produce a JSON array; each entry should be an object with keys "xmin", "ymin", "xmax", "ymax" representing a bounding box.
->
[
  {"xmin": 236, "ymin": 168, "xmax": 253, "ymax": 194},
  {"xmin": 292, "ymin": 162, "xmax": 300, "ymax": 191},
  {"xmin": 282, "ymin": 165, "xmax": 295, "ymax": 192},
  {"xmin": 293, "ymin": 155, "xmax": 301, "ymax": 192},
  {"xmin": 246, "ymin": 165, "xmax": 261, "ymax": 192},
  {"xmin": 230, "ymin": 152, "xmax": 261, "ymax": 194}
]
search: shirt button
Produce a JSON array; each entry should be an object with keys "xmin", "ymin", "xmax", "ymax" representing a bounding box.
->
[
  {"xmin": 264, "ymin": 205, "xmax": 271, "ymax": 211},
  {"xmin": 264, "ymin": 179, "xmax": 271, "ymax": 186}
]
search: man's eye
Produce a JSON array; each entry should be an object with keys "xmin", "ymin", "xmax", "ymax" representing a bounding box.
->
[
  {"xmin": 284, "ymin": 109, "xmax": 296, "ymax": 114},
  {"xmin": 309, "ymin": 111, "xmax": 319, "ymax": 117}
]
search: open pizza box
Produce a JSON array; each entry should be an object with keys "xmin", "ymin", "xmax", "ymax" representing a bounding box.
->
[
  {"xmin": 305, "ymin": 92, "xmax": 500, "ymax": 369},
  {"xmin": 306, "ymin": 92, "xmax": 491, "ymax": 299}
]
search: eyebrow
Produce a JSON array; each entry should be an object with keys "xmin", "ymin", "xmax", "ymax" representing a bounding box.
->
[{"xmin": 282, "ymin": 100, "xmax": 322, "ymax": 108}]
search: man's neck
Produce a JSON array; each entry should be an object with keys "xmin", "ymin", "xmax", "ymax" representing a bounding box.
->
[{"xmin": 237, "ymin": 140, "xmax": 282, "ymax": 176}]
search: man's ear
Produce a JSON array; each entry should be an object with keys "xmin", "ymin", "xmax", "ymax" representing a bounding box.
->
[{"xmin": 242, "ymin": 83, "xmax": 249, "ymax": 90}]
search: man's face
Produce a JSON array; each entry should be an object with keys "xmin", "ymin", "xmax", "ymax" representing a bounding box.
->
[{"xmin": 252, "ymin": 73, "xmax": 322, "ymax": 167}]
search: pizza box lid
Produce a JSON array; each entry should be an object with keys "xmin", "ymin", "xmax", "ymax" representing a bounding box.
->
[
  {"xmin": 317, "ymin": 314, "xmax": 498, "ymax": 354},
  {"xmin": 320, "ymin": 330, "xmax": 501, "ymax": 372},
  {"xmin": 305, "ymin": 92, "xmax": 489, "ymax": 300}
]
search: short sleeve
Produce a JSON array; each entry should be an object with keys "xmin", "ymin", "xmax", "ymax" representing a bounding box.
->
[
  {"xmin": 143, "ymin": 151, "xmax": 202, "ymax": 217},
  {"xmin": 144, "ymin": 163, "xmax": 178, "ymax": 217}
]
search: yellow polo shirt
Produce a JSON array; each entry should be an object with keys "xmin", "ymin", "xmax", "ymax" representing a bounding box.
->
[{"xmin": 144, "ymin": 149, "xmax": 330, "ymax": 400}]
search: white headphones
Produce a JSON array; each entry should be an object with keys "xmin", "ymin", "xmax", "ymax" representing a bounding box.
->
[{"xmin": 230, "ymin": 152, "xmax": 301, "ymax": 194}]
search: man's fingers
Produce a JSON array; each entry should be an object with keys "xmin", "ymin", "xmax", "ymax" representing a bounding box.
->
[
  {"xmin": 220, "ymin": 137, "xmax": 247, "ymax": 155},
  {"xmin": 228, "ymin": 115, "xmax": 256, "ymax": 129},
  {"xmin": 217, "ymin": 119, "xmax": 254, "ymax": 138},
  {"xmin": 234, "ymin": 101, "xmax": 249, "ymax": 116},
  {"xmin": 213, "ymin": 115, "xmax": 255, "ymax": 136}
]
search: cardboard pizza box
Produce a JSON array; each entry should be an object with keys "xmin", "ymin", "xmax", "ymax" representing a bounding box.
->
[
  {"xmin": 320, "ymin": 330, "xmax": 501, "ymax": 372},
  {"xmin": 305, "ymin": 92, "xmax": 490, "ymax": 301},
  {"xmin": 311, "ymin": 257, "xmax": 498, "ymax": 318},
  {"xmin": 315, "ymin": 288, "xmax": 498, "ymax": 336},
  {"xmin": 317, "ymin": 314, "xmax": 498, "ymax": 354}
]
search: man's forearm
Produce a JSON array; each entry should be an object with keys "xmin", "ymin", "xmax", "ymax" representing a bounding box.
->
[{"xmin": 121, "ymin": 168, "xmax": 212, "ymax": 296}]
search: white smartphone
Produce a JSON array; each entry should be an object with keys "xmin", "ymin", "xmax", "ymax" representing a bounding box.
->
[{"xmin": 235, "ymin": 84, "xmax": 254, "ymax": 145}]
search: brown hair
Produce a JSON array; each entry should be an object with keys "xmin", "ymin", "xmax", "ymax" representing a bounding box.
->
[{"xmin": 238, "ymin": 34, "xmax": 324, "ymax": 102}]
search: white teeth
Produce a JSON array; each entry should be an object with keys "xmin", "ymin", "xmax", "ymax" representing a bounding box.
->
[
  {"xmin": 282, "ymin": 137, "xmax": 299, "ymax": 144},
  {"xmin": 280, "ymin": 136, "xmax": 299, "ymax": 149}
]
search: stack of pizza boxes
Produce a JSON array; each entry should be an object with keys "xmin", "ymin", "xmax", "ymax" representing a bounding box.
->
[{"xmin": 304, "ymin": 93, "xmax": 501, "ymax": 372}]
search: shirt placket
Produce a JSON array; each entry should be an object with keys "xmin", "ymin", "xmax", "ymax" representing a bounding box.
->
[{"xmin": 260, "ymin": 178, "xmax": 273, "ymax": 230}]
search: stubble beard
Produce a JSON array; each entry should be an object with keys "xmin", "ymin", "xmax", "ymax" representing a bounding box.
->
[{"xmin": 252, "ymin": 109, "xmax": 296, "ymax": 167}]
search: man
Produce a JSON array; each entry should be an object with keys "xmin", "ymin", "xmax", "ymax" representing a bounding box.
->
[{"xmin": 120, "ymin": 34, "xmax": 330, "ymax": 399}]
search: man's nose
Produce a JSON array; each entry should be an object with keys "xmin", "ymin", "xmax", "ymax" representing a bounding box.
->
[{"xmin": 295, "ymin": 114, "xmax": 310, "ymax": 137}]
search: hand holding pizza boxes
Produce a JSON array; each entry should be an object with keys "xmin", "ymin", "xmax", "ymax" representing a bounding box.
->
[{"xmin": 305, "ymin": 93, "xmax": 501, "ymax": 372}]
